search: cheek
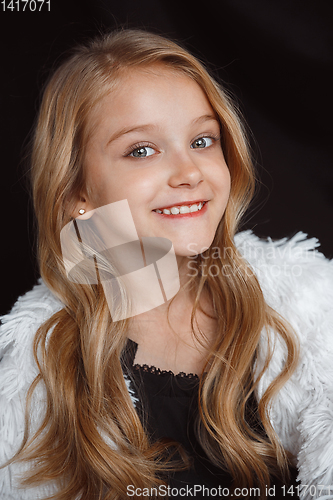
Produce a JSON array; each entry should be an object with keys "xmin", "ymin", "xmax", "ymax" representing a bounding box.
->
[
  {"xmin": 224, "ymin": 168, "xmax": 232, "ymax": 199},
  {"xmin": 214, "ymin": 161, "xmax": 231, "ymax": 200},
  {"xmin": 86, "ymin": 165, "xmax": 157, "ymax": 210},
  {"xmin": 87, "ymin": 176, "xmax": 117, "ymax": 207},
  {"xmin": 84, "ymin": 159, "xmax": 128, "ymax": 206}
]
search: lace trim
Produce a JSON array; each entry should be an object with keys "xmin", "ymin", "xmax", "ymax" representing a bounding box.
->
[{"xmin": 133, "ymin": 363, "xmax": 199, "ymax": 380}]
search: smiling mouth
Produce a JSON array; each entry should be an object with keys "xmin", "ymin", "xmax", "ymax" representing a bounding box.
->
[
  {"xmin": 153, "ymin": 201, "xmax": 207, "ymax": 215},
  {"xmin": 152, "ymin": 201, "xmax": 208, "ymax": 218}
]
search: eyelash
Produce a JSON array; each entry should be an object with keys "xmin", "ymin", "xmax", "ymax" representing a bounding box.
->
[
  {"xmin": 191, "ymin": 133, "xmax": 221, "ymax": 148},
  {"xmin": 125, "ymin": 133, "xmax": 221, "ymax": 158},
  {"xmin": 125, "ymin": 141, "xmax": 156, "ymax": 157}
]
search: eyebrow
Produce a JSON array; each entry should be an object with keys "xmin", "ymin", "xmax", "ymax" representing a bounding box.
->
[{"xmin": 106, "ymin": 113, "xmax": 219, "ymax": 146}]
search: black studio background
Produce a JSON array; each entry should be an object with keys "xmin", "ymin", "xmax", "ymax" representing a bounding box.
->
[{"xmin": 1, "ymin": 0, "xmax": 332, "ymax": 315}]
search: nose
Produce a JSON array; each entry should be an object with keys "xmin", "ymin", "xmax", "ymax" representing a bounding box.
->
[{"xmin": 167, "ymin": 151, "xmax": 204, "ymax": 189}]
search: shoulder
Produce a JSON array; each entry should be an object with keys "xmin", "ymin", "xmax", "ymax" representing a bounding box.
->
[
  {"xmin": 236, "ymin": 231, "xmax": 333, "ymax": 492},
  {"xmin": 235, "ymin": 229, "xmax": 333, "ymax": 356},
  {"xmin": 235, "ymin": 230, "xmax": 333, "ymax": 344},
  {"xmin": 235, "ymin": 229, "xmax": 333, "ymax": 307},
  {"xmin": 0, "ymin": 280, "xmax": 137, "ymax": 498},
  {"xmin": 0, "ymin": 279, "xmax": 64, "ymax": 353},
  {"xmin": 0, "ymin": 278, "xmax": 64, "ymax": 399},
  {"xmin": 0, "ymin": 279, "xmax": 64, "ymax": 399},
  {"xmin": 0, "ymin": 280, "xmax": 63, "ymax": 498}
]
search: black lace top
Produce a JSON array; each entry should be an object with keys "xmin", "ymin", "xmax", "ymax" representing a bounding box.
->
[{"xmin": 122, "ymin": 339, "xmax": 299, "ymax": 499}]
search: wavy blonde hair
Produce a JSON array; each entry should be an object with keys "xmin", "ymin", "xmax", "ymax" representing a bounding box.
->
[{"xmin": 11, "ymin": 28, "xmax": 298, "ymax": 499}]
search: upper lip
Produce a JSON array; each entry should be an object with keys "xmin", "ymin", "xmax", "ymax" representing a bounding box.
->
[{"xmin": 153, "ymin": 200, "xmax": 208, "ymax": 211}]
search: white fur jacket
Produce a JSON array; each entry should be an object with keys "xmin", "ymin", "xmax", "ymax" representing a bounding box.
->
[{"xmin": 1, "ymin": 231, "xmax": 333, "ymax": 500}]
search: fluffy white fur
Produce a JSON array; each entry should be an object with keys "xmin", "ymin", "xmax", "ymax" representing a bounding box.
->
[{"xmin": 1, "ymin": 231, "xmax": 333, "ymax": 499}]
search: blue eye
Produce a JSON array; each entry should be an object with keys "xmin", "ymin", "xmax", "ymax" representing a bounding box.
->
[
  {"xmin": 129, "ymin": 146, "xmax": 156, "ymax": 158},
  {"xmin": 191, "ymin": 137, "xmax": 214, "ymax": 149}
]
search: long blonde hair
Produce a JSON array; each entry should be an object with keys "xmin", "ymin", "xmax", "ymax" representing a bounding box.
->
[{"xmin": 11, "ymin": 28, "xmax": 298, "ymax": 499}]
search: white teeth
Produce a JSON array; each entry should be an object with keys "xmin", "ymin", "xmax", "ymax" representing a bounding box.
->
[{"xmin": 155, "ymin": 202, "xmax": 206, "ymax": 215}]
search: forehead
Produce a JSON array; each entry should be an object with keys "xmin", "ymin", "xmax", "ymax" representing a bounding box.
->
[{"xmin": 88, "ymin": 64, "xmax": 216, "ymax": 132}]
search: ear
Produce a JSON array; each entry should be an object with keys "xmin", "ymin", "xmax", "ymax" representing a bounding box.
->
[{"xmin": 72, "ymin": 195, "xmax": 95, "ymax": 220}]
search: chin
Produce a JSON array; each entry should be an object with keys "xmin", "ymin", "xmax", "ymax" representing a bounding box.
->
[{"xmin": 174, "ymin": 236, "xmax": 216, "ymax": 258}]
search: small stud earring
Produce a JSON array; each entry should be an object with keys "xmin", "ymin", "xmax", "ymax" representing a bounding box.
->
[{"xmin": 78, "ymin": 209, "xmax": 86, "ymax": 215}]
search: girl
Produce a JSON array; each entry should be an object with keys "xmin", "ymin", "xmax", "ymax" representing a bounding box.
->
[{"xmin": 1, "ymin": 28, "xmax": 333, "ymax": 500}]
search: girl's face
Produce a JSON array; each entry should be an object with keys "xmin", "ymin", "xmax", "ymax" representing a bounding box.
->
[{"xmin": 82, "ymin": 65, "xmax": 231, "ymax": 259}]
